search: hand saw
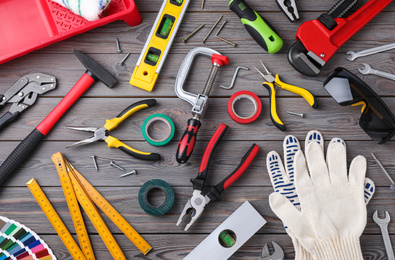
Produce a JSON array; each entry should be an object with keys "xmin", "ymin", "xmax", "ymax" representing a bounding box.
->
[{"xmin": 288, "ymin": 0, "xmax": 394, "ymax": 76}]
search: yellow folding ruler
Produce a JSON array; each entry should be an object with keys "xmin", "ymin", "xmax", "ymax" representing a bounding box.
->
[
  {"xmin": 27, "ymin": 152, "xmax": 152, "ymax": 260},
  {"xmin": 130, "ymin": 0, "xmax": 191, "ymax": 92}
]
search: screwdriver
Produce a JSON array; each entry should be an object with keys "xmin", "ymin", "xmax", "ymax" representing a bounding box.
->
[{"xmin": 229, "ymin": 0, "xmax": 283, "ymax": 53}]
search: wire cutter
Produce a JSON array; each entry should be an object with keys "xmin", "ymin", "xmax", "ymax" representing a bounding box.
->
[
  {"xmin": 254, "ymin": 61, "xmax": 318, "ymax": 131},
  {"xmin": 275, "ymin": 0, "xmax": 299, "ymax": 22},
  {"xmin": 67, "ymin": 99, "xmax": 161, "ymax": 161},
  {"xmin": 176, "ymin": 123, "xmax": 259, "ymax": 231}
]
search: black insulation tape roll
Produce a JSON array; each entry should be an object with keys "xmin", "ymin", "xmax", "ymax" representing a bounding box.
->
[{"xmin": 138, "ymin": 179, "xmax": 174, "ymax": 216}]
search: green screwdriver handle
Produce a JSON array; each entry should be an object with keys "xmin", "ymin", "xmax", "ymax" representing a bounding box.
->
[{"xmin": 229, "ymin": 0, "xmax": 283, "ymax": 53}]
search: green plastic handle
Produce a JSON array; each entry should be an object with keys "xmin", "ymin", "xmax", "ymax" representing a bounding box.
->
[{"xmin": 229, "ymin": 0, "xmax": 283, "ymax": 53}]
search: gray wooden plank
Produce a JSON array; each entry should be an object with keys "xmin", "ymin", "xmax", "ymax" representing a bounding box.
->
[
  {"xmin": 34, "ymin": 233, "xmax": 389, "ymax": 259},
  {"xmin": 0, "ymin": 97, "xmax": 394, "ymax": 141},
  {"xmin": 0, "ymin": 186, "xmax": 393, "ymax": 235}
]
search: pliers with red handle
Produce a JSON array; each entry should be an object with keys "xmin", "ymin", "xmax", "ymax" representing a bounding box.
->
[{"xmin": 176, "ymin": 123, "xmax": 259, "ymax": 231}]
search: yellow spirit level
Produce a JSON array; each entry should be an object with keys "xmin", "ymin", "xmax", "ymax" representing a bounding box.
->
[{"xmin": 130, "ymin": 0, "xmax": 191, "ymax": 92}]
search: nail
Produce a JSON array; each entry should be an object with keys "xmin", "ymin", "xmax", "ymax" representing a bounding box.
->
[
  {"xmin": 110, "ymin": 161, "xmax": 125, "ymax": 171},
  {"xmin": 215, "ymin": 20, "xmax": 227, "ymax": 36},
  {"xmin": 120, "ymin": 170, "xmax": 137, "ymax": 178},
  {"xmin": 215, "ymin": 35, "xmax": 237, "ymax": 47},
  {"xmin": 182, "ymin": 24, "xmax": 205, "ymax": 43},
  {"xmin": 202, "ymin": 15, "xmax": 223, "ymax": 43},
  {"xmin": 287, "ymin": 111, "xmax": 304, "ymax": 118},
  {"xmin": 118, "ymin": 53, "xmax": 130, "ymax": 66},
  {"xmin": 91, "ymin": 155, "xmax": 99, "ymax": 172},
  {"xmin": 116, "ymin": 38, "xmax": 122, "ymax": 53}
]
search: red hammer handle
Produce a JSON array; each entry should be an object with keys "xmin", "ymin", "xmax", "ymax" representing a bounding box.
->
[{"xmin": 0, "ymin": 72, "xmax": 96, "ymax": 187}]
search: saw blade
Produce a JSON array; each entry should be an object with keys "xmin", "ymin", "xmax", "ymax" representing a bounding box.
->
[{"xmin": 328, "ymin": 0, "xmax": 358, "ymax": 18}]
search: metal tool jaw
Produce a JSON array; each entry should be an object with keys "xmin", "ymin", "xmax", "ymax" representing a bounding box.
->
[
  {"xmin": 0, "ymin": 73, "xmax": 56, "ymax": 130},
  {"xmin": 175, "ymin": 47, "xmax": 222, "ymax": 118},
  {"xmin": 176, "ymin": 189, "xmax": 210, "ymax": 231},
  {"xmin": 259, "ymin": 241, "xmax": 284, "ymax": 260},
  {"xmin": 66, "ymin": 126, "xmax": 107, "ymax": 147},
  {"xmin": 288, "ymin": 0, "xmax": 392, "ymax": 76},
  {"xmin": 276, "ymin": 0, "xmax": 299, "ymax": 22}
]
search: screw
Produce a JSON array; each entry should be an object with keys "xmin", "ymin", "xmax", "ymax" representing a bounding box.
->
[
  {"xmin": 91, "ymin": 155, "xmax": 99, "ymax": 172},
  {"xmin": 181, "ymin": 24, "xmax": 205, "ymax": 43},
  {"xmin": 215, "ymin": 35, "xmax": 237, "ymax": 47},
  {"xmin": 287, "ymin": 111, "xmax": 304, "ymax": 118},
  {"xmin": 202, "ymin": 15, "xmax": 223, "ymax": 43},
  {"xmin": 116, "ymin": 38, "xmax": 122, "ymax": 53},
  {"xmin": 215, "ymin": 20, "xmax": 227, "ymax": 36},
  {"xmin": 120, "ymin": 170, "xmax": 137, "ymax": 178},
  {"xmin": 201, "ymin": 0, "xmax": 205, "ymax": 9},
  {"xmin": 118, "ymin": 53, "xmax": 130, "ymax": 66},
  {"xmin": 110, "ymin": 161, "xmax": 125, "ymax": 171}
]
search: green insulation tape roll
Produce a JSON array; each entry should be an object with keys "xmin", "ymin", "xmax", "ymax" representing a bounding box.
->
[
  {"xmin": 142, "ymin": 114, "xmax": 175, "ymax": 146},
  {"xmin": 138, "ymin": 179, "xmax": 174, "ymax": 216}
]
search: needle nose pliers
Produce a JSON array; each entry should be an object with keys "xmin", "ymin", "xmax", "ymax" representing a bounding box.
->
[
  {"xmin": 67, "ymin": 99, "xmax": 161, "ymax": 161},
  {"xmin": 176, "ymin": 123, "xmax": 259, "ymax": 231},
  {"xmin": 254, "ymin": 61, "xmax": 318, "ymax": 131}
]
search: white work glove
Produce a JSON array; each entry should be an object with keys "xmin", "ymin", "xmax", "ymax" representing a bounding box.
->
[{"xmin": 267, "ymin": 130, "xmax": 375, "ymax": 260}]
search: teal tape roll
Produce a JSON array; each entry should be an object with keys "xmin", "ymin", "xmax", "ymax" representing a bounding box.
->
[
  {"xmin": 138, "ymin": 179, "xmax": 174, "ymax": 216},
  {"xmin": 142, "ymin": 114, "xmax": 175, "ymax": 146}
]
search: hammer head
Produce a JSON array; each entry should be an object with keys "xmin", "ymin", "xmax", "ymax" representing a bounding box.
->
[{"xmin": 73, "ymin": 49, "xmax": 117, "ymax": 88}]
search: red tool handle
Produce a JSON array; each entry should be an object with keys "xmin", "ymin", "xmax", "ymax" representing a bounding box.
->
[
  {"xmin": 37, "ymin": 72, "xmax": 95, "ymax": 135},
  {"xmin": 176, "ymin": 118, "xmax": 202, "ymax": 164},
  {"xmin": 191, "ymin": 123, "xmax": 228, "ymax": 191},
  {"xmin": 206, "ymin": 143, "xmax": 259, "ymax": 201},
  {"xmin": 296, "ymin": 0, "xmax": 393, "ymax": 63},
  {"xmin": 0, "ymin": 72, "xmax": 96, "ymax": 187}
]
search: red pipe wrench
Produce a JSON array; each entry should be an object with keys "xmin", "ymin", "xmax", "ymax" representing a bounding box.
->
[{"xmin": 288, "ymin": 0, "xmax": 394, "ymax": 76}]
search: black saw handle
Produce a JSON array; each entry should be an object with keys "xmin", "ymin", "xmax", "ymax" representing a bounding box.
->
[
  {"xmin": 0, "ymin": 129, "xmax": 44, "ymax": 186},
  {"xmin": 0, "ymin": 112, "xmax": 20, "ymax": 131}
]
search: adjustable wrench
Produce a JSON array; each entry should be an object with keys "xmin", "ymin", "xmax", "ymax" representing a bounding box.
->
[
  {"xmin": 259, "ymin": 241, "xmax": 284, "ymax": 260},
  {"xmin": 373, "ymin": 210, "xmax": 395, "ymax": 260},
  {"xmin": 358, "ymin": 63, "xmax": 395, "ymax": 81}
]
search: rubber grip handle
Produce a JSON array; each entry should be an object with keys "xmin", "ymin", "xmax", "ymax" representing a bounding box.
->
[
  {"xmin": 176, "ymin": 118, "xmax": 201, "ymax": 164},
  {"xmin": 207, "ymin": 143, "xmax": 260, "ymax": 201},
  {"xmin": 275, "ymin": 75, "xmax": 318, "ymax": 108},
  {"xmin": 0, "ymin": 111, "xmax": 19, "ymax": 131},
  {"xmin": 0, "ymin": 129, "xmax": 44, "ymax": 186},
  {"xmin": 105, "ymin": 136, "xmax": 161, "ymax": 161},
  {"xmin": 263, "ymin": 83, "xmax": 286, "ymax": 131},
  {"xmin": 104, "ymin": 99, "xmax": 157, "ymax": 131},
  {"xmin": 191, "ymin": 123, "xmax": 228, "ymax": 191},
  {"xmin": 229, "ymin": 0, "xmax": 283, "ymax": 53}
]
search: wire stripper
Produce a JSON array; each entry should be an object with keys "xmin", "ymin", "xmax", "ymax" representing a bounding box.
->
[{"xmin": 254, "ymin": 61, "xmax": 318, "ymax": 131}]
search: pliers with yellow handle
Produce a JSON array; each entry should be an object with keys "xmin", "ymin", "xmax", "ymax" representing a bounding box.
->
[
  {"xmin": 254, "ymin": 61, "xmax": 318, "ymax": 131},
  {"xmin": 67, "ymin": 99, "xmax": 161, "ymax": 160}
]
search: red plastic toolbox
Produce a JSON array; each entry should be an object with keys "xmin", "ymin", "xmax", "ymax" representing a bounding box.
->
[{"xmin": 0, "ymin": 0, "xmax": 142, "ymax": 65}]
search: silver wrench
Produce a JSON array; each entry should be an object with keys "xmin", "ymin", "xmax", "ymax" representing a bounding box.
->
[
  {"xmin": 373, "ymin": 210, "xmax": 395, "ymax": 260},
  {"xmin": 358, "ymin": 63, "xmax": 395, "ymax": 81},
  {"xmin": 346, "ymin": 42, "xmax": 395, "ymax": 61},
  {"xmin": 220, "ymin": 66, "xmax": 249, "ymax": 90}
]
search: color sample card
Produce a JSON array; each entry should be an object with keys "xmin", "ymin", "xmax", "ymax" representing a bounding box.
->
[{"xmin": 0, "ymin": 216, "xmax": 56, "ymax": 260}]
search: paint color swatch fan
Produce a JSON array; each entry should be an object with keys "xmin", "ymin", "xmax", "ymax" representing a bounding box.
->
[{"xmin": 0, "ymin": 216, "xmax": 56, "ymax": 260}]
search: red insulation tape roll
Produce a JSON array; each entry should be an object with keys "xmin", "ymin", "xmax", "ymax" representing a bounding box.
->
[{"xmin": 228, "ymin": 90, "xmax": 262, "ymax": 124}]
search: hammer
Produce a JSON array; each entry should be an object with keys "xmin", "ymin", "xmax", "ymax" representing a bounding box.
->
[{"xmin": 0, "ymin": 50, "xmax": 116, "ymax": 186}]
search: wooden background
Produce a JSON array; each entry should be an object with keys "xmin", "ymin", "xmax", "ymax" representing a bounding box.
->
[{"xmin": 1, "ymin": 0, "xmax": 395, "ymax": 259}]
